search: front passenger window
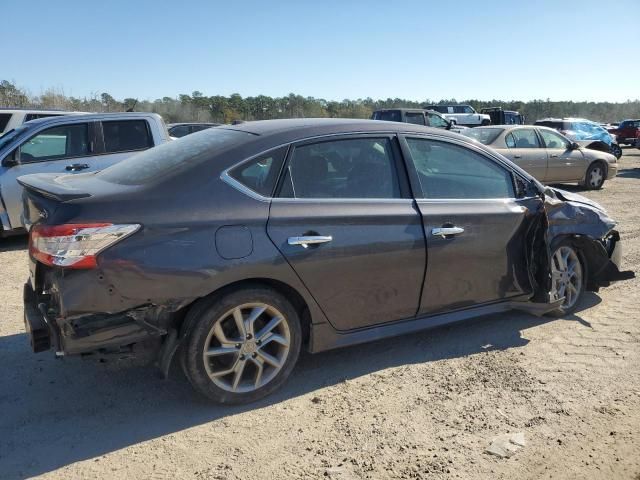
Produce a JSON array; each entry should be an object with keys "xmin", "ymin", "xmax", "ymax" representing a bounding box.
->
[
  {"xmin": 405, "ymin": 138, "xmax": 514, "ymax": 199},
  {"xmin": 19, "ymin": 124, "xmax": 89, "ymax": 162}
]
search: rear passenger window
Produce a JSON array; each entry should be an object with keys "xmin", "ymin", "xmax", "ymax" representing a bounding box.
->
[
  {"xmin": 406, "ymin": 138, "xmax": 514, "ymax": 199},
  {"xmin": 509, "ymin": 128, "xmax": 541, "ymax": 148},
  {"xmin": 279, "ymin": 137, "xmax": 401, "ymax": 199},
  {"xmin": 102, "ymin": 120, "xmax": 152, "ymax": 153},
  {"xmin": 405, "ymin": 113, "xmax": 426, "ymax": 125},
  {"xmin": 228, "ymin": 147, "xmax": 287, "ymax": 197}
]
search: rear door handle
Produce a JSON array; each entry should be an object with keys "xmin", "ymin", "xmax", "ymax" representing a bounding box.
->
[
  {"xmin": 431, "ymin": 227, "xmax": 464, "ymax": 238},
  {"xmin": 288, "ymin": 235, "xmax": 333, "ymax": 248},
  {"xmin": 65, "ymin": 163, "xmax": 89, "ymax": 171},
  {"xmin": 513, "ymin": 155, "xmax": 522, "ymax": 159},
  {"xmin": 550, "ymin": 154, "xmax": 559, "ymax": 158}
]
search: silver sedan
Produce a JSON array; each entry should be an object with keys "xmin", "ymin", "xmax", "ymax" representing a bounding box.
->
[{"xmin": 462, "ymin": 125, "xmax": 617, "ymax": 189}]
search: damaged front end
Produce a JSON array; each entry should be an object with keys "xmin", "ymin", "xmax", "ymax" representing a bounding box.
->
[{"xmin": 543, "ymin": 187, "xmax": 634, "ymax": 292}]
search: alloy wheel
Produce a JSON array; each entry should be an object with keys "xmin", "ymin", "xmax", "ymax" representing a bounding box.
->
[
  {"xmin": 550, "ymin": 246, "xmax": 583, "ymax": 311},
  {"xmin": 202, "ymin": 303, "xmax": 291, "ymax": 393}
]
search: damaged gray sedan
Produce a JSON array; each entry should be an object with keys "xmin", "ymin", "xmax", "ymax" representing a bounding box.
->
[{"xmin": 19, "ymin": 119, "xmax": 634, "ymax": 404}]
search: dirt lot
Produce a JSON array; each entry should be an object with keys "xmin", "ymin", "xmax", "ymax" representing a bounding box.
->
[{"xmin": 1, "ymin": 149, "xmax": 639, "ymax": 480}]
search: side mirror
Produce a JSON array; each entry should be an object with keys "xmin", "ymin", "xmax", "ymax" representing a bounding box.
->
[
  {"xmin": 570, "ymin": 142, "xmax": 580, "ymax": 150},
  {"xmin": 445, "ymin": 121, "xmax": 452, "ymax": 130},
  {"xmin": 1, "ymin": 150, "xmax": 18, "ymax": 168}
]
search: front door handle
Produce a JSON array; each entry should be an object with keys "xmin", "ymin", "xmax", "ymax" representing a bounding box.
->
[
  {"xmin": 65, "ymin": 163, "xmax": 89, "ymax": 172},
  {"xmin": 550, "ymin": 154, "xmax": 559, "ymax": 158},
  {"xmin": 513, "ymin": 154, "xmax": 522, "ymax": 159},
  {"xmin": 288, "ymin": 235, "xmax": 332, "ymax": 248},
  {"xmin": 431, "ymin": 227, "xmax": 464, "ymax": 238}
]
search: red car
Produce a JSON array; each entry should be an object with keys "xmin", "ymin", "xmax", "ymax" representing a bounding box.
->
[{"xmin": 612, "ymin": 119, "xmax": 640, "ymax": 145}]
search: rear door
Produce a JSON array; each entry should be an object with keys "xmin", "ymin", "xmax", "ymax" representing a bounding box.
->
[
  {"xmin": 0, "ymin": 121, "xmax": 97, "ymax": 228},
  {"xmin": 400, "ymin": 135, "xmax": 534, "ymax": 316},
  {"xmin": 267, "ymin": 134, "xmax": 426, "ymax": 331},
  {"xmin": 501, "ymin": 127, "xmax": 548, "ymax": 181},
  {"xmin": 537, "ymin": 128, "xmax": 586, "ymax": 182}
]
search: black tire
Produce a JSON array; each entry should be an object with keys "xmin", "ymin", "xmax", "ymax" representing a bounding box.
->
[
  {"xmin": 182, "ymin": 286, "xmax": 302, "ymax": 404},
  {"xmin": 610, "ymin": 143, "xmax": 622, "ymax": 159},
  {"xmin": 547, "ymin": 240, "xmax": 586, "ymax": 317},
  {"xmin": 481, "ymin": 119, "xmax": 491, "ymax": 126},
  {"xmin": 582, "ymin": 161, "xmax": 606, "ymax": 190}
]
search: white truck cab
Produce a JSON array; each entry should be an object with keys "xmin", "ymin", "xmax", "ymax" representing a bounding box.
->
[
  {"xmin": 424, "ymin": 105, "xmax": 491, "ymax": 127},
  {"xmin": 0, "ymin": 109, "xmax": 80, "ymax": 136}
]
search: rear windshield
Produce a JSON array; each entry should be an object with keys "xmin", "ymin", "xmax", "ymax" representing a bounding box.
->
[
  {"xmin": 97, "ymin": 128, "xmax": 256, "ymax": 185},
  {"xmin": 460, "ymin": 127, "xmax": 503, "ymax": 145},
  {"xmin": 372, "ymin": 111, "xmax": 402, "ymax": 122}
]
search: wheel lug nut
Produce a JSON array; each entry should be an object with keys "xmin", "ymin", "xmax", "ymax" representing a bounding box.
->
[
  {"xmin": 252, "ymin": 353, "xmax": 257, "ymax": 358},
  {"xmin": 246, "ymin": 334, "xmax": 252, "ymax": 340},
  {"xmin": 235, "ymin": 344, "xmax": 241, "ymax": 349},
  {"xmin": 239, "ymin": 354, "xmax": 245, "ymax": 360}
]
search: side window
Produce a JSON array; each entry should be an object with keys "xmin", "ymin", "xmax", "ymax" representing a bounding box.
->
[
  {"xmin": 228, "ymin": 146, "xmax": 287, "ymax": 197},
  {"xmin": 405, "ymin": 138, "xmax": 515, "ymax": 199},
  {"xmin": 509, "ymin": 128, "xmax": 541, "ymax": 148},
  {"xmin": 279, "ymin": 137, "xmax": 401, "ymax": 199},
  {"xmin": 0, "ymin": 113, "xmax": 12, "ymax": 133},
  {"xmin": 505, "ymin": 133, "xmax": 516, "ymax": 148},
  {"xmin": 427, "ymin": 112, "xmax": 448, "ymax": 128},
  {"xmin": 169, "ymin": 125, "xmax": 190, "ymax": 138},
  {"xmin": 19, "ymin": 123, "xmax": 89, "ymax": 162},
  {"xmin": 405, "ymin": 113, "xmax": 426, "ymax": 126},
  {"xmin": 102, "ymin": 120, "xmax": 152, "ymax": 153},
  {"xmin": 24, "ymin": 113, "xmax": 62, "ymax": 122},
  {"xmin": 539, "ymin": 129, "xmax": 570, "ymax": 149}
]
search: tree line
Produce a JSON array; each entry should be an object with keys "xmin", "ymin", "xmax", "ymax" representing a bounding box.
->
[{"xmin": 2, "ymin": 79, "xmax": 638, "ymax": 125}]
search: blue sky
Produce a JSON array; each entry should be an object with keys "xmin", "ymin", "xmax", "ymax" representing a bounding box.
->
[{"xmin": 4, "ymin": 0, "xmax": 639, "ymax": 102}]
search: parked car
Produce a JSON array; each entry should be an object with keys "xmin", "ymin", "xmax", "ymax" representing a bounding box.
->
[
  {"xmin": 462, "ymin": 125, "xmax": 617, "ymax": 189},
  {"xmin": 480, "ymin": 107, "xmax": 525, "ymax": 125},
  {"xmin": 371, "ymin": 108, "xmax": 467, "ymax": 133},
  {"xmin": 611, "ymin": 119, "xmax": 640, "ymax": 145},
  {"xmin": 533, "ymin": 118, "xmax": 622, "ymax": 159},
  {"xmin": 0, "ymin": 112, "xmax": 170, "ymax": 236},
  {"xmin": 0, "ymin": 108, "xmax": 79, "ymax": 136},
  {"xmin": 424, "ymin": 104, "xmax": 491, "ymax": 127},
  {"xmin": 20, "ymin": 119, "xmax": 633, "ymax": 403},
  {"xmin": 168, "ymin": 122, "xmax": 220, "ymax": 138}
]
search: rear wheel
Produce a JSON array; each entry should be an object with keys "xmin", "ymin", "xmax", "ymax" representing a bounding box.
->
[
  {"xmin": 183, "ymin": 287, "xmax": 302, "ymax": 404},
  {"xmin": 548, "ymin": 242, "xmax": 585, "ymax": 316},
  {"xmin": 583, "ymin": 162, "xmax": 606, "ymax": 190}
]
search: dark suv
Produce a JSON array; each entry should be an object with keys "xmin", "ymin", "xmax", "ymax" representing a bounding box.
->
[{"xmin": 480, "ymin": 107, "xmax": 525, "ymax": 125}]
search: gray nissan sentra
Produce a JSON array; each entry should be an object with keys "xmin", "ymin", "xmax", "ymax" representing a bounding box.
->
[{"xmin": 18, "ymin": 119, "xmax": 634, "ymax": 404}]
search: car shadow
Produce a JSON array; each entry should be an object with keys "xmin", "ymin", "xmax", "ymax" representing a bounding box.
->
[
  {"xmin": 0, "ymin": 235, "xmax": 28, "ymax": 253},
  {"xmin": 617, "ymin": 168, "xmax": 640, "ymax": 179},
  {"xmin": 0, "ymin": 293, "xmax": 600, "ymax": 479}
]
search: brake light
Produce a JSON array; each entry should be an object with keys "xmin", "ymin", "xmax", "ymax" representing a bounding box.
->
[{"xmin": 29, "ymin": 223, "xmax": 140, "ymax": 269}]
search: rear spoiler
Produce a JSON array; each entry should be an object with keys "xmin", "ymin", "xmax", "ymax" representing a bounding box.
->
[{"xmin": 17, "ymin": 173, "xmax": 92, "ymax": 202}]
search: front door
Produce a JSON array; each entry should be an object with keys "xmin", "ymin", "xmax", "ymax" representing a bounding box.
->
[
  {"xmin": 501, "ymin": 127, "xmax": 548, "ymax": 181},
  {"xmin": 401, "ymin": 136, "xmax": 535, "ymax": 316},
  {"xmin": 0, "ymin": 121, "xmax": 99, "ymax": 229},
  {"xmin": 537, "ymin": 128, "xmax": 586, "ymax": 182},
  {"xmin": 267, "ymin": 135, "xmax": 426, "ymax": 331}
]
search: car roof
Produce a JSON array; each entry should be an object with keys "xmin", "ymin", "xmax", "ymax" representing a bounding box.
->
[
  {"xmin": 374, "ymin": 108, "xmax": 426, "ymax": 113},
  {"xmin": 23, "ymin": 111, "xmax": 162, "ymax": 127},
  {"xmin": 0, "ymin": 107, "xmax": 74, "ymax": 113},
  {"xmin": 217, "ymin": 118, "xmax": 462, "ymax": 140},
  {"xmin": 168, "ymin": 122, "xmax": 219, "ymax": 127}
]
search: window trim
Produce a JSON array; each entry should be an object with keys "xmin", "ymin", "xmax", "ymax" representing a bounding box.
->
[
  {"xmin": 16, "ymin": 121, "xmax": 96, "ymax": 165},
  {"xmin": 274, "ymin": 133, "xmax": 411, "ymax": 201},
  {"xmin": 398, "ymin": 134, "xmax": 519, "ymax": 201}
]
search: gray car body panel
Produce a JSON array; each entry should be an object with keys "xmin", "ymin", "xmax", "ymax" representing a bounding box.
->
[{"xmin": 17, "ymin": 119, "xmax": 634, "ymax": 363}]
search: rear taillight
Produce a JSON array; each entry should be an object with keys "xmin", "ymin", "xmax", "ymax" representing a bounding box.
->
[{"xmin": 29, "ymin": 223, "xmax": 140, "ymax": 269}]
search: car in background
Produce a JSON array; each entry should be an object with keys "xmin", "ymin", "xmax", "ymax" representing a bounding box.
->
[
  {"xmin": 371, "ymin": 108, "xmax": 467, "ymax": 133},
  {"xmin": 19, "ymin": 118, "xmax": 632, "ymax": 404},
  {"xmin": 480, "ymin": 107, "xmax": 525, "ymax": 125},
  {"xmin": 424, "ymin": 104, "xmax": 491, "ymax": 127},
  {"xmin": 0, "ymin": 112, "xmax": 171, "ymax": 236},
  {"xmin": 462, "ymin": 125, "xmax": 617, "ymax": 189},
  {"xmin": 534, "ymin": 118, "xmax": 622, "ymax": 159},
  {"xmin": 0, "ymin": 108, "xmax": 80, "ymax": 136},
  {"xmin": 610, "ymin": 119, "xmax": 640, "ymax": 146},
  {"xmin": 168, "ymin": 122, "xmax": 220, "ymax": 138}
]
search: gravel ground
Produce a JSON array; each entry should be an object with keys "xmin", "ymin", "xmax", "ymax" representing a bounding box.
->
[{"xmin": 1, "ymin": 149, "xmax": 639, "ymax": 480}]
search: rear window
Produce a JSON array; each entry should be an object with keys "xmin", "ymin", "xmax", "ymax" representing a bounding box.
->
[
  {"xmin": 372, "ymin": 111, "xmax": 402, "ymax": 122},
  {"xmin": 0, "ymin": 113, "xmax": 11, "ymax": 133},
  {"xmin": 460, "ymin": 127, "xmax": 503, "ymax": 145},
  {"xmin": 102, "ymin": 120, "xmax": 153, "ymax": 153},
  {"xmin": 97, "ymin": 128, "xmax": 255, "ymax": 185},
  {"xmin": 228, "ymin": 146, "xmax": 287, "ymax": 196},
  {"xmin": 24, "ymin": 113, "xmax": 64, "ymax": 122}
]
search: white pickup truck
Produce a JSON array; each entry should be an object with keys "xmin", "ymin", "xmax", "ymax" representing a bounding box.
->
[
  {"xmin": 0, "ymin": 112, "xmax": 171, "ymax": 236},
  {"xmin": 424, "ymin": 105, "xmax": 491, "ymax": 127}
]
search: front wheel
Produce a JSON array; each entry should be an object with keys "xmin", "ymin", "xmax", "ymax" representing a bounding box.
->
[
  {"xmin": 182, "ymin": 287, "xmax": 302, "ymax": 404},
  {"xmin": 583, "ymin": 162, "xmax": 606, "ymax": 190},
  {"xmin": 610, "ymin": 143, "xmax": 622, "ymax": 159},
  {"xmin": 548, "ymin": 242, "xmax": 585, "ymax": 316}
]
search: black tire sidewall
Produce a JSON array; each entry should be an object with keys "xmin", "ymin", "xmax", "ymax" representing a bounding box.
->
[{"xmin": 182, "ymin": 287, "xmax": 302, "ymax": 404}]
